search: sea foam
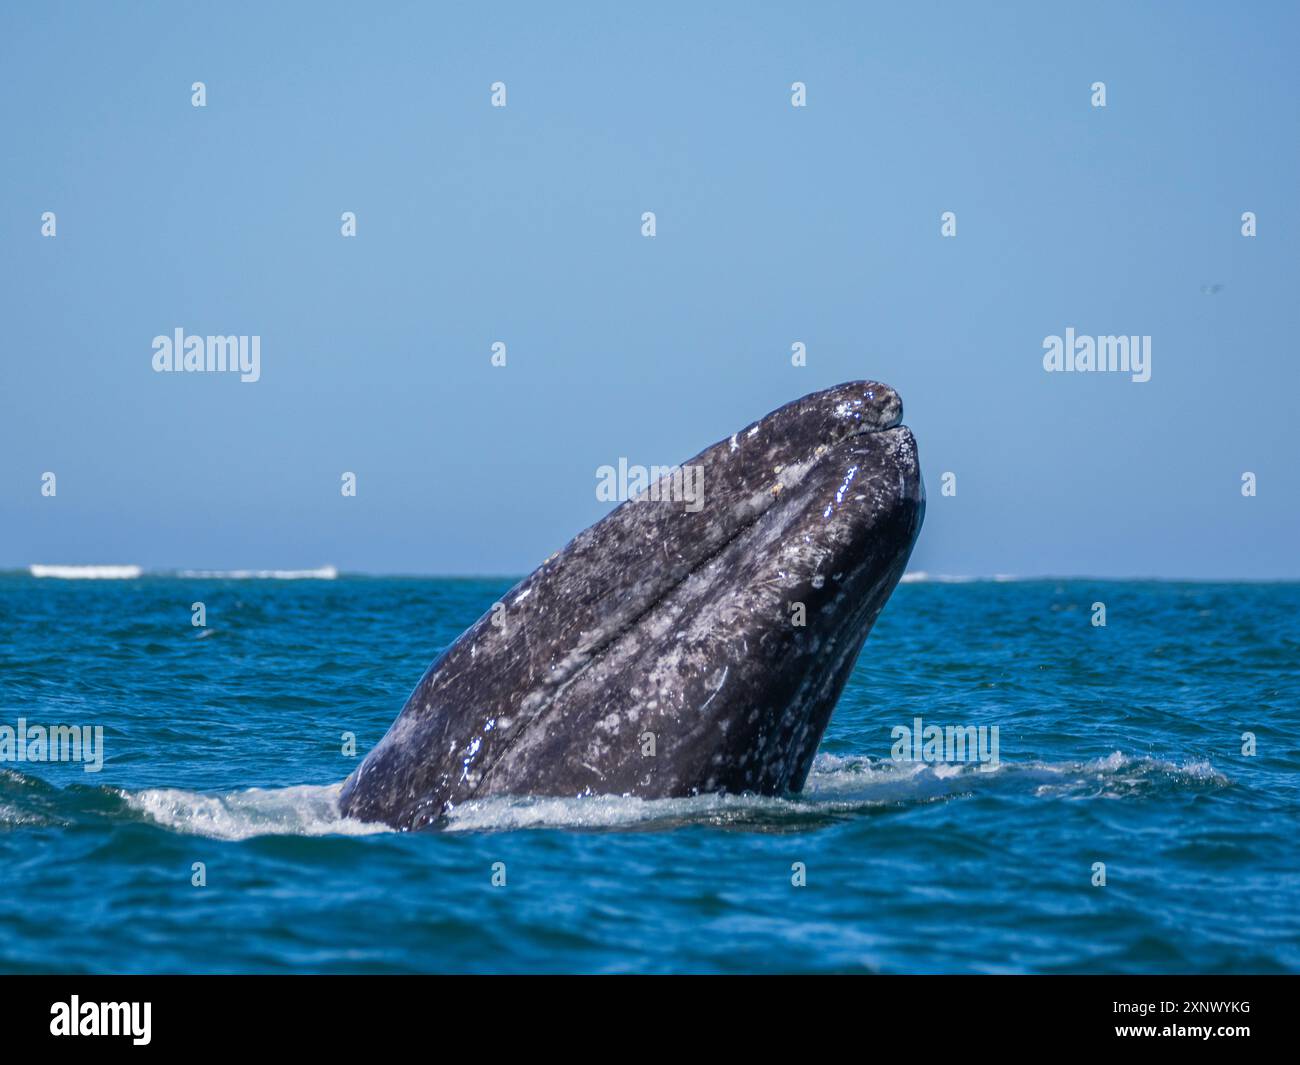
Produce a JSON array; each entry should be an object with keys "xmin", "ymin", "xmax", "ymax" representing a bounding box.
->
[{"xmin": 29, "ymin": 564, "xmax": 142, "ymax": 579}]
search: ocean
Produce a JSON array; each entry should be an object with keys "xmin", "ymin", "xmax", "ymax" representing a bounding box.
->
[{"xmin": 1, "ymin": 571, "xmax": 1296, "ymax": 973}]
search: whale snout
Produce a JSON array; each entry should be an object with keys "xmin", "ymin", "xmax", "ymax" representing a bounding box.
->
[
  {"xmin": 735, "ymin": 380, "xmax": 904, "ymax": 459},
  {"xmin": 834, "ymin": 380, "xmax": 903, "ymax": 434}
]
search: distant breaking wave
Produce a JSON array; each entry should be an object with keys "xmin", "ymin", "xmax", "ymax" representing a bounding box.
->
[
  {"xmin": 29, "ymin": 564, "xmax": 143, "ymax": 580},
  {"xmin": 900, "ymin": 571, "xmax": 1020, "ymax": 583},
  {"xmin": 27, "ymin": 564, "xmax": 337, "ymax": 580},
  {"xmin": 174, "ymin": 566, "xmax": 338, "ymax": 580}
]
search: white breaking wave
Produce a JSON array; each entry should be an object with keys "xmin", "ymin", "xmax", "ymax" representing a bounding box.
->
[
  {"xmin": 173, "ymin": 566, "xmax": 338, "ymax": 580},
  {"xmin": 124, "ymin": 783, "xmax": 387, "ymax": 840},
  {"xmin": 120, "ymin": 752, "xmax": 1229, "ymax": 840},
  {"xmin": 29, "ymin": 564, "xmax": 142, "ymax": 579},
  {"xmin": 27, "ymin": 564, "xmax": 338, "ymax": 580},
  {"xmin": 899, "ymin": 572, "xmax": 1021, "ymax": 583}
]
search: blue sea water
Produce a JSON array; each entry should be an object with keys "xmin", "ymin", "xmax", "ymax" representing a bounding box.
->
[{"xmin": 0, "ymin": 572, "xmax": 1296, "ymax": 974}]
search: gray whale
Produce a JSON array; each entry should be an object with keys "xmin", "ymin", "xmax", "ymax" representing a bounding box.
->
[{"xmin": 340, "ymin": 382, "xmax": 924, "ymax": 829}]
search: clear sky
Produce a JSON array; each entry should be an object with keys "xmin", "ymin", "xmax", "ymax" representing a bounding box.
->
[{"xmin": 1, "ymin": 1, "xmax": 1296, "ymax": 578}]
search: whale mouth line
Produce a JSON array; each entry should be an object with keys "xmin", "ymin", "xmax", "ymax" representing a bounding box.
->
[{"xmin": 851, "ymin": 420, "xmax": 907, "ymax": 438}]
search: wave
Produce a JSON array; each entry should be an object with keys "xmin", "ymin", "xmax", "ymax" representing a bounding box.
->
[
  {"xmin": 23, "ymin": 565, "xmax": 338, "ymax": 581},
  {"xmin": 29, "ymin": 564, "xmax": 142, "ymax": 579},
  {"xmin": 122, "ymin": 783, "xmax": 386, "ymax": 840},
  {"xmin": 173, "ymin": 566, "xmax": 338, "ymax": 580},
  {"xmin": 439, "ymin": 752, "xmax": 1229, "ymax": 831},
  {"xmin": 0, "ymin": 753, "xmax": 1228, "ymax": 840},
  {"xmin": 900, "ymin": 571, "xmax": 1020, "ymax": 583},
  {"xmin": 88, "ymin": 752, "xmax": 1229, "ymax": 840}
]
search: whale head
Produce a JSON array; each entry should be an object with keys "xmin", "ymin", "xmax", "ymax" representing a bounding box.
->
[{"xmin": 340, "ymin": 381, "xmax": 924, "ymax": 828}]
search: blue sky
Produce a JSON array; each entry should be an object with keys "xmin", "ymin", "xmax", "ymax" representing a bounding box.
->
[{"xmin": 1, "ymin": 1, "xmax": 1296, "ymax": 577}]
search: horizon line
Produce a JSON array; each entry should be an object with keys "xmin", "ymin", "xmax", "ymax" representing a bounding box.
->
[{"xmin": 8, "ymin": 565, "xmax": 1300, "ymax": 584}]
